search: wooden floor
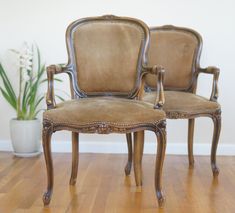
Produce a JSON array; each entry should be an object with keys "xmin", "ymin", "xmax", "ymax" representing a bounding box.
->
[{"xmin": 0, "ymin": 152, "xmax": 235, "ymax": 213}]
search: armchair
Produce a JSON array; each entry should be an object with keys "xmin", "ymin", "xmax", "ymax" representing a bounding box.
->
[
  {"xmin": 42, "ymin": 15, "xmax": 167, "ymax": 207},
  {"xmin": 125, "ymin": 25, "xmax": 221, "ymax": 177}
]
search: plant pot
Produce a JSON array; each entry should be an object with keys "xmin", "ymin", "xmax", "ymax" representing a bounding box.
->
[{"xmin": 10, "ymin": 118, "xmax": 41, "ymax": 157}]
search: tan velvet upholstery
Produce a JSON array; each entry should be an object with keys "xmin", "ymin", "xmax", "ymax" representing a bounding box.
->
[
  {"xmin": 145, "ymin": 28, "xmax": 200, "ymax": 89},
  {"xmin": 44, "ymin": 97, "xmax": 165, "ymax": 126},
  {"xmin": 143, "ymin": 91, "xmax": 220, "ymax": 118},
  {"xmin": 72, "ymin": 21, "xmax": 143, "ymax": 94}
]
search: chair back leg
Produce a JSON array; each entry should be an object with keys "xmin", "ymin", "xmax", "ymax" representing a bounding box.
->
[
  {"xmin": 125, "ymin": 133, "xmax": 133, "ymax": 175},
  {"xmin": 70, "ymin": 132, "xmax": 79, "ymax": 185},
  {"xmin": 133, "ymin": 131, "xmax": 144, "ymax": 187},
  {"xmin": 188, "ymin": 119, "xmax": 195, "ymax": 167}
]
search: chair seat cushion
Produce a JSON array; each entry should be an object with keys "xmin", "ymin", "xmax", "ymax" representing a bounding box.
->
[
  {"xmin": 43, "ymin": 97, "xmax": 165, "ymax": 128},
  {"xmin": 143, "ymin": 91, "xmax": 221, "ymax": 119}
]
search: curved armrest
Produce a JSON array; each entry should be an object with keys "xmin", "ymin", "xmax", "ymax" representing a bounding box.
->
[
  {"xmin": 142, "ymin": 65, "xmax": 165, "ymax": 109},
  {"xmin": 195, "ymin": 66, "xmax": 220, "ymax": 102},
  {"xmin": 46, "ymin": 64, "xmax": 67, "ymax": 110}
]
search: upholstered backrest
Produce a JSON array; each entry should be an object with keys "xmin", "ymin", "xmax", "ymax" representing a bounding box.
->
[
  {"xmin": 145, "ymin": 26, "xmax": 202, "ymax": 91},
  {"xmin": 66, "ymin": 15, "xmax": 149, "ymax": 98}
]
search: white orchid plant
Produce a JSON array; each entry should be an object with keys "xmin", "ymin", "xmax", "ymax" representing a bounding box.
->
[{"xmin": 0, "ymin": 43, "xmax": 62, "ymax": 120}]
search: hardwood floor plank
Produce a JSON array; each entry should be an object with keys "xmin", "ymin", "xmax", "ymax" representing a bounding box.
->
[{"xmin": 0, "ymin": 152, "xmax": 235, "ymax": 213}]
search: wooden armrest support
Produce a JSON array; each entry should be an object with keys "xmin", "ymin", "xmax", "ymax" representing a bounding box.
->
[
  {"xmin": 143, "ymin": 65, "xmax": 165, "ymax": 109},
  {"xmin": 195, "ymin": 66, "xmax": 220, "ymax": 102},
  {"xmin": 46, "ymin": 64, "xmax": 67, "ymax": 110}
]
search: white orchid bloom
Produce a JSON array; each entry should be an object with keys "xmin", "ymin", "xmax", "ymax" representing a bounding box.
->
[
  {"xmin": 22, "ymin": 70, "xmax": 31, "ymax": 82},
  {"xmin": 20, "ymin": 58, "xmax": 32, "ymax": 70},
  {"xmin": 9, "ymin": 43, "xmax": 33, "ymax": 73},
  {"xmin": 19, "ymin": 43, "xmax": 33, "ymax": 74}
]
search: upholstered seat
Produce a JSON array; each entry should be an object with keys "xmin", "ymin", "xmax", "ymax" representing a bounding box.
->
[
  {"xmin": 143, "ymin": 91, "xmax": 220, "ymax": 118},
  {"xmin": 44, "ymin": 97, "xmax": 165, "ymax": 127}
]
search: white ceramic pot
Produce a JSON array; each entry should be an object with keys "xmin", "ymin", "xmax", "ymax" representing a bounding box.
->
[{"xmin": 10, "ymin": 118, "xmax": 41, "ymax": 157}]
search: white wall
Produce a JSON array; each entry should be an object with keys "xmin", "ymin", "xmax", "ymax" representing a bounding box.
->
[{"xmin": 0, "ymin": 0, "xmax": 234, "ymax": 153}]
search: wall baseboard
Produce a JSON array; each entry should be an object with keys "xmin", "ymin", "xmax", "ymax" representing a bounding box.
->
[{"xmin": 0, "ymin": 140, "xmax": 234, "ymax": 156}]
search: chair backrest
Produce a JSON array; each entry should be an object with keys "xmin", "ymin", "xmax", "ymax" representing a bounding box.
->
[
  {"xmin": 145, "ymin": 25, "xmax": 202, "ymax": 91},
  {"xmin": 66, "ymin": 15, "xmax": 149, "ymax": 98}
]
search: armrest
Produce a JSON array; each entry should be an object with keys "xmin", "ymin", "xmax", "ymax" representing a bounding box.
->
[
  {"xmin": 195, "ymin": 66, "xmax": 220, "ymax": 102},
  {"xmin": 142, "ymin": 65, "xmax": 165, "ymax": 109},
  {"xmin": 46, "ymin": 64, "xmax": 67, "ymax": 110}
]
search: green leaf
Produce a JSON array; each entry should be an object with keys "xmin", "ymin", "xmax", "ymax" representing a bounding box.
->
[
  {"xmin": 55, "ymin": 94, "xmax": 65, "ymax": 102},
  {"xmin": 54, "ymin": 78, "xmax": 63, "ymax": 82},
  {"xmin": 34, "ymin": 109, "xmax": 45, "ymax": 118},
  {"xmin": 22, "ymin": 82, "xmax": 29, "ymax": 114},
  {"xmin": 40, "ymin": 77, "xmax": 62, "ymax": 84},
  {"xmin": 0, "ymin": 63, "xmax": 17, "ymax": 102},
  {"xmin": 0, "ymin": 87, "xmax": 17, "ymax": 109},
  {"xmin": 0, "ymin": 64, "xmax": 14, "ymax": 92},
  {"xmin": 34, "ymin": 95, "xmax": 44, "ymax": 109},
  {"xmin": 36, "ymin": 44, "xmax": 41, "ymax": 74}
]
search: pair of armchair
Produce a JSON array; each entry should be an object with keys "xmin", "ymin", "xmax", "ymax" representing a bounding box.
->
[{"xmin": 42, "ymin": 15, "xmax": 221, "ymax": 207}]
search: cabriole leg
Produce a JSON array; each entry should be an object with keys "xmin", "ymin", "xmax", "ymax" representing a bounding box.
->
[
  {"xmin": 211, "ymin": 112, "xmax": 221, "ymax": 177},
  {"xmin": 155, "ymin": 124, "xmax": 167, "ymax": 208},
  {"xmin": 42, "ymin": 123, "xmax": 53, "ymax": 206}
]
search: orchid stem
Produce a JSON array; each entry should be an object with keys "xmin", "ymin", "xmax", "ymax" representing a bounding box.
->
[{"xmin": 17, "ymin": 67, "xmax": 22, "ymax": 119}]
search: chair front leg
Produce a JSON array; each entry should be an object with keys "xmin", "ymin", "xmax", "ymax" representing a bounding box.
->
[
  {"xmin": 211, "ymin": 111, "xmax": 221, "ymax": 177},
  {"xmin": 133, "ymin": 131, "xmax": 144, "ymax": 187},
  {"xmin": 155, "ymin": 125, "xmax": 166, "ymax": 208},
  {"xmin": 125, "ymin": 133, "xmax": 133, "ymax": 176},
  {"xmin": 42, "ymin": 123, "xmax": 54, "ymax": 206},
  {"xmin": 70, "ymin": 132, "xmax": 79, "ymax": 185},
  {"xmin": 188, "ymin": 119, "xmax": 195, "ymax": 167}
]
